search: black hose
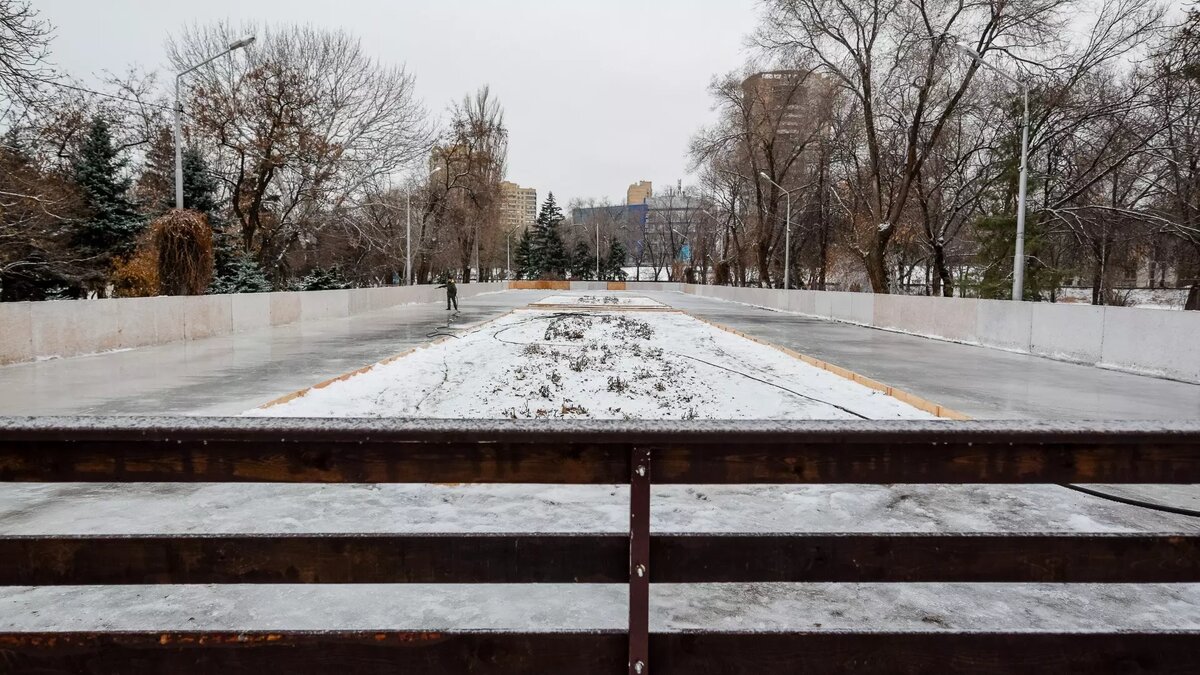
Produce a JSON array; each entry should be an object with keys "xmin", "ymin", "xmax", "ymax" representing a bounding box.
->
[
  {"xmin": 1057, "ymin": 483, "xmax": 1200, "ymax": 518},
  {"xmin": 672, "ymin": 352, "xmax": 872, "ymax": 420},
  {"xmin": 426, "ymin": 309, "xmax": 463, "ymax": 339}
]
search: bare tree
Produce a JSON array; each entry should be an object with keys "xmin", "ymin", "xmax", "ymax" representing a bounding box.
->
[
  {"xmin": 168, "ymin": 23, "xmax": 433, "ymax": 281},
  {"xmin": 429, "ymin": 86, "xmax": 508, "ymax": 282},
  {"xmin": 0, "ymin": 0, "xmax": 53, "ymax": 117},
  {"xmin": 755, "ymin": 0, "xmax": 1160, "ymax": 292},
  {"xmin": 691, "ymin": 67, "xmax": 835, "ymax": 287}
]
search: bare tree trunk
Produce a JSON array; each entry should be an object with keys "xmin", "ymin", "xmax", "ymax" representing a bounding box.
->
[
  {"xmin": 866, "ymin": 238, "xmax": 891, "ymax": 293},
  {"xmin": 933, "ymin": 244, "xmax": 953, "ymax": 297}
]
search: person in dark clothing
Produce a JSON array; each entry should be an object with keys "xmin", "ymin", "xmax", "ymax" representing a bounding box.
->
[{"xmin": 437, "ymin": 277, "xmax": 458, "ymax": 311}]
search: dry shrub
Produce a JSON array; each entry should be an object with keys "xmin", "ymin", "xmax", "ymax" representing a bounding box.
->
[
  {"xmin": 153, "ymin": 209, "xmax": 214, "ymax": 295},
  {"xmin": 111, "ymin": 234, "xmax": 159, "ymax": 298}
]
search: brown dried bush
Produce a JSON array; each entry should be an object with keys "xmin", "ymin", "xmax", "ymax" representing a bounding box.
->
[
  {"xmin": 111, "ymin": 233, "xmax": 159, "ymax": 298},
  {"xmin": 153, "ymin": 209, "xmax": 213, "ymax": 295}
]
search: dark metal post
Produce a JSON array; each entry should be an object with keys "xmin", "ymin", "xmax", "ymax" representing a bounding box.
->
[{"xmin": 629, "ymin": 447, "xmax": 651, "ymax": 675}]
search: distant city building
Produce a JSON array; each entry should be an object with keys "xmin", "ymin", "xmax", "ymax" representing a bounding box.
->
[
  {"xmin": 500, "ymin": 181, "xmax": 537, "ymax": 232},
  {"xmin": 627, "ymin": 181, "xmax": 652, "ymax": 205},
  {"xmin": 646, "ymin": 192, "xmax": 707, "ymax": 262},
  {"xmin": 741, "ymin": 70, "xmax": 834, "ymax": 138},
  {"xmin": 572, "ymin": 203, "xmax": 649, "ymax": 228}
]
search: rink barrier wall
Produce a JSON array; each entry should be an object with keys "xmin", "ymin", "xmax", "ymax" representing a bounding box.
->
[
  {"xmin": 673, "ymin": 284, "xmax": 1200, "ymax": 385},
  {"xmin": 0, "ymin": 283, "xmax": 506, "ymax": 366}
]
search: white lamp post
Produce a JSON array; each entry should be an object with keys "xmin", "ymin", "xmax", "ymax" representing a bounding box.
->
[
  {"xmin": 758, "ymin": 172, "xmax": 794, "ymax": 290},
  {"xmin": 174, "ymin": 35, "xmax": 255, "ymax": 209},
  {"xmin": 952, "ymin": 40, "xmax": 1031, "ymax": 301}
]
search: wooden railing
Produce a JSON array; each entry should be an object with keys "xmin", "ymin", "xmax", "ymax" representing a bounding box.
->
[{"xmin": 0, "ymin": 417, "xmax": 1198, "ymax": 673}]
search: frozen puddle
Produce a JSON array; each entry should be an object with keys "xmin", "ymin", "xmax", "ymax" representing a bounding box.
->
[{"xmin": 251, "ymin": 309, "xmax": 935, "ymax": 419}]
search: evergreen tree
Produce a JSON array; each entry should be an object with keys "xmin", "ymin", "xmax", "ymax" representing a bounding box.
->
[
  {"xmin": 139, "ymin": 132, "xmax": 221, "ymax": 213},
  {"xmin": 73, "ymin": 117, "xmax": 143, "ymax": 255},
  {"xmin": 136, "ymin": 128, "xmax": 221, "ymax": 218},
  {"xmin": 530, "ymin": 192, "xmax": 568, "ymax": 279},
  {"xmin": 181, "ymin": 147, "xmax": 220, "ymax": 216},
  {"xmin": 291, "ymin": 266, "xmax": 353, "ymax": 291},
  {"xmin": 569, "ymin": 239, "xmax": 594, "ymax": 280},
  {"xmin": 208, "ymin": 253, "xmax": 272, "ymax": 294},
  {"xmin": 604, "ymin": 239, "xmax": 629, "ymax": 281},
  {"xmin": 973, "ymin": 215, "xmax": 1060, "ymax": 301},
  {"xmin": 513, "ymin": 228, "xmax": 534, "ymax": 279}
]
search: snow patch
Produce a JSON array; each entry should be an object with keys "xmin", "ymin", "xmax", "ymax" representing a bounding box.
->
[{"xmin": 250, "ymin": 309, "xmax": 934, "ymax": 420}]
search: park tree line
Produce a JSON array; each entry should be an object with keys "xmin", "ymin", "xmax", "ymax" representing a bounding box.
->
[
  {"xmin": 688, "ymin": 0, "xmax": 1200, "ymax": 307},
  {"xmin": 512, "ymin": 193, "xmax": 627, "ymax": 281},
  {"xmin": 0, "ymin": 6, "xmax": 525, "ymax": 301}
]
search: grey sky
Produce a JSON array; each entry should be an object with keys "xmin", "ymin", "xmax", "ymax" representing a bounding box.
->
[{"xmin": 39, "ymin": 0, "xmax": 761, "ymax": 206}]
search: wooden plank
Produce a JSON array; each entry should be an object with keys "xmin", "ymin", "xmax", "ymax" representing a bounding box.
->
[
  {"xmin": 4, "ymin": 533, "xmax": 1196, "ymax": 585},
  {"xmin": 2, "ymin": 419, "xmax": 1198, "ymax": 484},
  {"xmin": 0, "ymin": 534, "xmax": 628, "ymax": 585},
  {"xmin": 0, "ymin": 438, "xmax": 630, "ymax": 483},
  {"xmin": 2, "ymin": 631, "xmax": 1195, "ymax": 674},
  {"xmin": 648, "ymin": 431, "xmax": 1200, "ymax": 484},
  {"xmin": 651, "ymin": 534, "xmax": 1200, "ymax": 583},
  {"xmin": 652, "ymin": 633, "xmax": 1200, "ymax": 674},
  {"xmin": 0, "ymin": 632, "xmax": 626, "ymax": 675}
]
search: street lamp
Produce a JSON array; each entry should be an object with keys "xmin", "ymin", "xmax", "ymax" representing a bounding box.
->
[
  {"xmin": 951, "ymin": 39, "xmax": 1030, "ymax": 301},
  {"xmin": 174, "ymin": 35, "xmax": 255, "ymax": 209},
  {"xmin": 407, "ymin": 166, "xmax": 442, "ymax": 285},
  {"xmin": 758, "ymin": 172, "xmax": 794, "ymax": 290}
]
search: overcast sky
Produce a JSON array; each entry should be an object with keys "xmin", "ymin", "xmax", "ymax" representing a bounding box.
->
[{"xmin": 38, "ymin": 0, "xmax": 761, "ymax": 206}]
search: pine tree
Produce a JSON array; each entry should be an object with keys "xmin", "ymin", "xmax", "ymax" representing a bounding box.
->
[
  {"xmin": 513, "ymin": 228, "xmax": 534, "ymax": 279},
  {"xmin": 291, "ymin": 266, "xmax": 353, "ymax": 291},
  {"xmin": 137, "ymin": 128, "xmax": 222, "ymax": 219},
  {"xmin": 605, "ymin": 239, "xmax": 629, "ymax": 281},
  {"xmin": 973, "ymin": 215, "xmax": 1059, "ymax": 301},
  {"xmin": 181, "ymin": 147, "xmax": 220, "ymax": 216},
  {"xmin": 207, "ymin": 253, "xmax": 272, "ymax": 294},
  {"xmin": 73, "ymin": 117, "xmax": 143, "ymax": 255},
  {"xmin": 569, "ymin": 239, "xmax": 593, "ymax": 280},
  {"xmin": 530, "ymin": 192, "xmax": 568, "ymax": 279}
]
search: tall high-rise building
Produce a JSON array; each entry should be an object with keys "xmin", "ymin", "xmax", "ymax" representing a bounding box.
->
[
  {"xmin": 500, "ymin": 181, "xmax": 538, "ymax": 232},
  {"xmin": 627, "ymin": 181, "xmax": 652, "ymax": 205},
  {"xmin": 741, "ymin": 70, "xmax": 834, "ymax": 138}
]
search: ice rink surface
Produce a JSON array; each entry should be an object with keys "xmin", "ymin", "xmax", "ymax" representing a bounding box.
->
[{"xmin": 1, "ymin": 289, "xmax": 1197, "ymax": 419}]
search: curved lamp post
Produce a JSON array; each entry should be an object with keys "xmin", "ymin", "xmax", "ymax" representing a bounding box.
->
[
  {"xmin": 758, "ymin": 172, "xmax": 794, "ymax": 290},
  {"xmin": 174, "ymin": 35, "xmax": 255, "ymax": 209}
]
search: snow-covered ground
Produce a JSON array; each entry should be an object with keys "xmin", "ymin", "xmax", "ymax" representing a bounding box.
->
[
  {"xmin": 532, "ymin": 294, "xmax": 664, "ymax": 307},
  {"xmin": 1055, "ymin": 287, "xmax": 1189, "ymax": 310},
  {"xmin": 252, "ymin": 308, "xmax": 933, "ymax": 420}
]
